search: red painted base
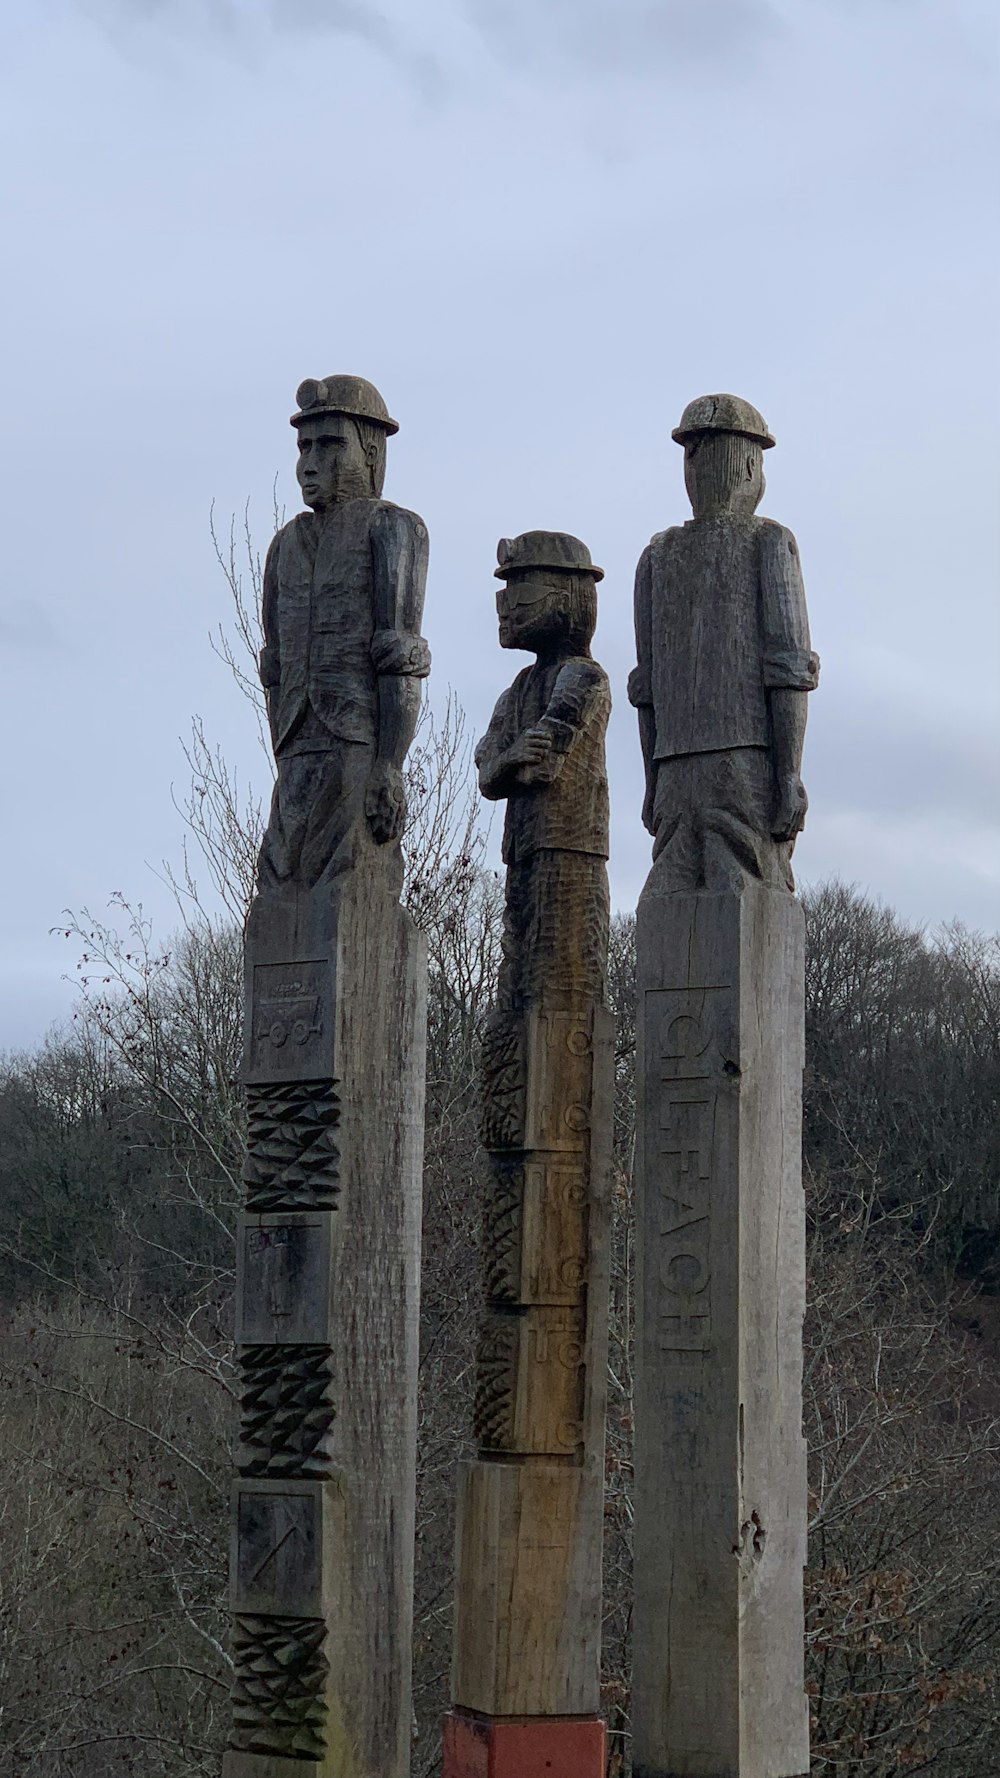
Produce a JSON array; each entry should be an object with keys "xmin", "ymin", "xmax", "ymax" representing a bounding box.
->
[{"xmin": 442, "ymin": 1709, "xmax": 607, "ymax": 1778}]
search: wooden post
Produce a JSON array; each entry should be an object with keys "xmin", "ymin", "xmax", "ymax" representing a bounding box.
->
[
  {"xmin": 444, "ymin": 532, "xmax": 615, "ymax": 1778},
  {"xmin": 628, "ymin": 396, "xmax": 817, "ymax": 1776},
  {"xmin": 223, "ymin": 373, "xmax": 430, "ymax": 1778},
  {"xmin": 632, "ymin": 886, "xmax": 808, "ymax": 1777},
  {"xmin": 224, "ymin": 874, "xmax": 425, "ymax": 1778}
]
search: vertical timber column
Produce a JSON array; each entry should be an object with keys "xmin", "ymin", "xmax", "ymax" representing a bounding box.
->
[
  {"xmin": 226, "ymin": 876, "xmax": 426, "ymax": 1778},
  {"xmin": 629, "ymin": 394, "xmax": 818, "ymax": 1778},
  {"xmin": 444, "ymin": 531, "xmax": 615, "ymax": 1778},
  {"xmin": 633, "ymin": 888, "xmax": 808, "ymax": 1776},
  {"xmin": 223, "ymin": 372, "xmax": 431, "ymax": 1778}
]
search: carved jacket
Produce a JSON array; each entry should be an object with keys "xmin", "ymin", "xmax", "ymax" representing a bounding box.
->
[
  {"xmin": 476, "ymin": 657, "xmax": 610, "ymax": 865},
  {"xmin": 629, "ymin": 515, "xmax": 819, "ymax": 759},
  {"xmin": 259, "ymin": 498, "xmax": 430, "ymax": 758}
]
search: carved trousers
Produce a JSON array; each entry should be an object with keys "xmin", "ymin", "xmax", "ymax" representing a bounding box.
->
[
  {"xmin": 498, "ymin": 848, "xmax": 610, "ymax": 1010},
  {"xmin": 650, "ymin": 747, "xmax": 794, "ymax": 893},
  {"xmin": 257, "ymin": 740, "xmax": 373, "ymax": 891}
]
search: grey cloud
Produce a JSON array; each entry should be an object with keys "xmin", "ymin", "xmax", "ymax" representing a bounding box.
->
[
  {"xmin": 464, "ymin": 0, "xmax": 785, "ymax": 76},
  {"xmin": 78, "ymin": 0, "xmax": 447, "ymax": 90},
  {"xmin": 269, "ymin": 0, "xmax": 447, "ymax": 91},
  {"xmin": 808, "ymin": 689, "xmax": 1000, "ymax": 831},
  {"xmin": 0, "ymin": 601, "xmax": 62, "ymax": 651}
]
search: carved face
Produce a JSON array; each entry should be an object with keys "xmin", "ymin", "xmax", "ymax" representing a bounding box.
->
[
  {"xmin": 683, "ymin": 432, "xmax": 765, "ymax": 519},
  {"xmin": 295, "ymin": 413, "xmax": 375, "ymax": 509},
  {"xmin": 496, "ymin": 571, "xmax": 572, "ymax": 652}
]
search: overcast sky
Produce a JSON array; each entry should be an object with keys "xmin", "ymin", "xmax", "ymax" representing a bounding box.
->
[{"xmin": 1, "ymin": 0, "xmax": 997, "ymax": 1047}]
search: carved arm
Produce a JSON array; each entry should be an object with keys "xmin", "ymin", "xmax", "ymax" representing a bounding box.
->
[
  {"xmin": 475, "ymin": 687, "xmax": 523, "ymax": 800},
  {"xmin": 368, "ymin": 505, "xmax": 432, "ymax": 842},
  {"xmin": 628, "ymin": 545, "xmax": 658, "ymax": 833},
  {"xmin": 258, "ymin": 534, "xmax": 282, "ymax": 753},
  {"xmin": 515, "ymin": 659, "xmax": 606, "ymax": 784},
  {"xmin": 759, "ymin": 522, "xmax": 820, "ymax": 839}
]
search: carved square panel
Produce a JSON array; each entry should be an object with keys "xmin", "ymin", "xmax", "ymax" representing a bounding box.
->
[
  {"xmin": 523, "ymin": 1006, "xmax": 595, "ymax": 1152},
  {"xmin": 244, "ymin": 959, "xmax": 335, "ymax": 1084},
  {"xmin": 475, "ymin": 1306, "xmax": 586, "ymax": 1457},
  {"xmin": 236, "ymin": 1214, "xmax": 332, "ymax": 1347},
  {"xmin": 232, "ymin": 1479, "xmax": 341, "ymax": 1618},
  {"xmin": 483, "ymin": 1156, "xmax": 589, "ymax": 1307}
]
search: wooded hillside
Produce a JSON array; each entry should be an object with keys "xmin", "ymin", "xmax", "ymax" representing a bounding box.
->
[{"xmin": 0, "ymin": 859, "xmax": 997, "ymax": 1776}]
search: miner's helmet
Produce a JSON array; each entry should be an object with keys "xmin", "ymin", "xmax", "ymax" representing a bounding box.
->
[
  {"xmin": 290, "ymin": 374, "xmax": 399, "ymax": 435},
  {"xmin": 494, "ymin": 530, "xmax": 605, "ymax": 582},
  {"xmin": 671, "ymin": 393, "xmax": 776, "ymax": 450}
]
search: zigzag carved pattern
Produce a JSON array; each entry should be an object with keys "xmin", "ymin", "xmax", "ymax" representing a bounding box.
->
[
  {"xmin": 230, "ymin": 1613, "xmax": 328, "ymax": 1759},
  {"xmin": 474, "ymin": 1311, "xmax": 518, "ymax": 1450},
  {"xmin": 238, "ymin": 1343, "xmax": 335, "ymax": 1477},
  {"xmin": 479, "ymin": 1014, "xmax": 525, "ymax": 1151},
  {"xmin": 482, "ymin": 1160, "xmax": 523, "ymax": 1304},
  {"xmin": 243, "ymin": 1080, "xmax": 340, "ymax": 1211}
]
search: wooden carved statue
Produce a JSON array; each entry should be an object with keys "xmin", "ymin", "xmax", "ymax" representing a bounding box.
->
[
  {"xmin": 629, "ymin": 393, "xmax": 819, "ymax": 893},
  {"xmin": 227, "ymin": 376, "xmax": 429, "ymax": 1778},
  {"xmin": 628, "ymin": 397, "xmax": 817, "ymax": 1778},
  {"xmin": 445, "ymin": 533, "xmax": 614, "ymax": 1778},
  {"xmin": 257, "ymin": 373, "xmax": 430, "ymax": 894},
  {"xmin": 477, "ymin": 529, "xmax": 611, "ymax": 1008}
]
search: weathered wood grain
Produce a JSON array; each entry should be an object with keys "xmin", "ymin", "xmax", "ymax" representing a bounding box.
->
[
  {"xmin": 231, "ymin": 871, "xmax": 425, "ymax": 1778},
  {"xmin": 632, "ymin": 886, "xmax": 809, "ymax": 1778},
  {"xmin": 629, "ymin": 396, "xmax": 815, "ymax": 1778},
  {"xmin": 450, "ymin": 534, "xmax": 614, "ymax": 1744},
  {"xmin": 452, "ymin": 1459, "xmax": 604, "ymax": 1716},
  {"xmin": 228, "ymin": 373, "xmax": 429, "ymax": 1778}
]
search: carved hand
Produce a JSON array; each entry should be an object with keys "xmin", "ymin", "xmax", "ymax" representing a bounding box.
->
[
  {"xmin": 371, "ymin": 628, "xmax": 431, "ymax": 678},
  {"xmin": 503, "ymin": 728, "xmax": 553, "ymax": 768},
  {"xmin": 365, "ymin": 760, "xmax": 407, "ymax": 845},
  {"xmin": 507, "ymin": 727, "xmax": 561, "ymax": 785},
  {"xmin": 771, "ymin": 773, "xmax": 809, "ymax": 841}
]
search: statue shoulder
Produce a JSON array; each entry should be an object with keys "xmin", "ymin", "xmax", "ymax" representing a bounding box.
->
[
  {"xmin": 564, "ymin": 655, "xmax": 610, "ymax": 695},
  {"xmin": 371, "ymin": 500, "xmax": 429, "ymax": 545},
  {"xmin": 648, "ymin": 524, "xmax": 686, "ymax": 553},
  {"xmin": 756, "ymin": 515, "xmax": 800, "ymax": 555},
  {"xmin": 271, "ymin": 510, "xmax": 313, "ymax": 550}
]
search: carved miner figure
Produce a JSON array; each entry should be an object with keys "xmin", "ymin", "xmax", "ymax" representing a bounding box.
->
[
  {"xmin": 628, "ymin": 394, "xmax": 817, "ymax": 1778},
  {"xmin": 629, "ymin": 393, "xmax": 819, "ymax": 892},
  {"xmin": 227, "ymin": 375, "xmax": 429, "ymax": 1778},
  {"xmin": 476, "ymin": 530, "xmax": 611, "ymax": 1007},
  {"xmin": 445, "ymin": 532, "xmax": 614, "ymax": 1778},
  {"xmin": 257, "ymin": 374, "xmax": 430, "ymax": 892}
]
